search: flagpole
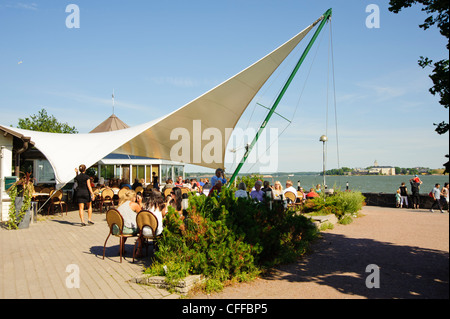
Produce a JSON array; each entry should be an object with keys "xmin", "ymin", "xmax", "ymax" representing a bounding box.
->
[{"xmin": 112, "ymin": 89, "xmax": 115, "ymax": 114}]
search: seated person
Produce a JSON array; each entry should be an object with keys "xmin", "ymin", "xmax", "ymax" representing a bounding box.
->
[
  {"xmin": 202, "ymin": 181, "xmax": 212, "ymax": 196},
  {"xmin": 315, "ymin": 184, "xmax": 322, "ymax": 193},
  {"xmin": 142, "ymin": 193, "xmax": 167, "ymax": 237},
  {"xmin": 119, "ymin": 178, "xmax": 132, "ymax": 190},
  {"xmin": 306, "ymin": 188, "xmax": 320, "ymax": 199},
  {"xmin": 174, "ymin": 176, "xmax": 184, "ymax": 187},
  {"xmin": 208, "ymin": 180, "xmax": 223, "ymax": 197},
  {"xmin": 116, "ymin": 189, "xmax": 143, "ymax": 254},
  {"xmin": 131, "ymin": 178, "xmax": 143, "ymax": 190},
  {"xmin": 283, "ymin": 180, "xmax": 297, "ymax": 201},
  {"xmin": 250, "ymin": 180, "xmax": 264, "ymax": 202},
  {"xmin": 272, "ymin": 181, "xmax": 283, "ymax": 199},
  {"xmin": 235, "ymin": 182, "xmax": 249, "ymax": 198},
  {"xmin": 167, "ymin": 187, "xmax": 183, "ymax": 216},
  {"xmin": 190, "ymin": 179, "xmax": 200, "ymax": 192},
  {"xmin": 261, "ymin": 180, "xmax": 274, "ymax": 201},
  {"xmin": 161, "ymin": 179, "xmax": 174, "ymax": 194}
]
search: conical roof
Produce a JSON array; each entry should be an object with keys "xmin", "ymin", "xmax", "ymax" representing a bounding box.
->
[{"xmin": 89, "ymin": 114, "xmax": 129, "ymax": 133}]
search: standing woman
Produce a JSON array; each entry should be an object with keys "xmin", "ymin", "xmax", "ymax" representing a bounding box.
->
[{"xmin": 74, "ymin": 164, "xmax": 95, "ymax": 226}]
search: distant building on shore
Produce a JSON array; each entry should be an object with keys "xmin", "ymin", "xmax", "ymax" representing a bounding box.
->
[
  {"xmin": 369, "ymin": 160, "xmax": 395, "ymax": 175},
  {"xmin": 353, "ymin": 160, "xmax": 395, "ymax": 176}
]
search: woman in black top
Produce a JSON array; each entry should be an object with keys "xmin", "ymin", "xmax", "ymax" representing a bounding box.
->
[
  {"xmin": 399, "ymin": 182, "xmax": 408, "ymax": 208},
  {"xmin": 74, "ymin": 164, "xmax": 94, "ymax": 226}
]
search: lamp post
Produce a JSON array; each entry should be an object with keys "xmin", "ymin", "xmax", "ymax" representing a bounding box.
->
[{"xmin": 319, "ymin": 135, "xmax": 328, "ymax": 190}]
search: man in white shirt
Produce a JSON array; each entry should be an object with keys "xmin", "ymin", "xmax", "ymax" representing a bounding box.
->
[
  {"xmin": 282, "ymin": 179, "xmax": 297, "ymax": 201},
  {"xmin": 430, "ymin": 183, "xmax": 444, "ymax": 213}
]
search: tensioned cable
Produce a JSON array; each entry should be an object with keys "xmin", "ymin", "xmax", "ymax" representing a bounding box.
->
[
  {"xmin": 330, "ymin": 20, "xmax": 340, "ymax": 171},
  {"xmin": 242, "ymin": 34, "xmax": 309, "ymax": 134},
  {"xmin": 242, "ymin": 21, "xmax": 329, "ymax": 175},
  {"xmin": 228, "ymin": 31, "xmax": 315, "ymax": 174}
]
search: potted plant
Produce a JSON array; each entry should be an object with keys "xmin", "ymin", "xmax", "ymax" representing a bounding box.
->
[{"xmin": 6, "ymin": 172, "xmax": 35, "ymax": 229}]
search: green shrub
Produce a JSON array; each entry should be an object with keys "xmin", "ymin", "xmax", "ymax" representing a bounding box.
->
[
  {"xmin": 145, "ymin": 187, "xmax": 318, "ymax": 292},
  {"xmin": 332, "ymin": 191, "xmax": 365, "ymax": 218},
  {"xmin": 235, "ymin": 174, "xmax": 263, "ymax": 192},
  {"xmin": 302, "ymin": 191, "xmax": 365, "ymax": 220}
]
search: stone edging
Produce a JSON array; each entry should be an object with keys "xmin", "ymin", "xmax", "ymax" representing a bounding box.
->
[{"xmin": 131, "ymin": 274, "xmax": 205, "ymax": 295}]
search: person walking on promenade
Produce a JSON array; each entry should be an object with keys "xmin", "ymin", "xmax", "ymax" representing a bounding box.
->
[
  {"xmin": 74, "ymin": 164, "xmax": 95, "ymax": 226},
  {"xmin": 441, "ymin": 182, "xmax": 449, "ymax": 213},
  {"xmin": 430, "ymin": 183, "xmax": 444, "ymax": 213},
  {"xmin": 399, "ymin": 182, "xmax": 408, "ymax": 208},
  {"xmin": 409, "ymin": 177, "xmax": 422, "ymax": 209}
]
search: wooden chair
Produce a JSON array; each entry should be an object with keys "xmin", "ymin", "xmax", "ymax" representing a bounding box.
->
[
  {"xmin": 135, "ymin": 186, "xmax": 144, "ymax": 194},
  {"xmin": 103, "ymin": 208, "xmax": 137, "ymax": 263},
  {"xmin": 284, "ymin": 191, "xmax": 300, "ymax": 210},
  {"xmin": 180, "ymin": 187, "xmax": 190, "ymax": 195},
  {"xmin": 91, "ymin": 188, "xmax": 102, "ymax": 211},
  {"xmin": 37, "ymin": 187, "xmax": 51, "ymax": 209},
  {"xmin": 296, "ymin": 191, "xmax": 305, "ymax": 204},
  {"xmin": 164, "ymin": 188, "xmax": 173, "ymax": 199},
  {"xmin": 117, "ymin": 187, "xmax": 129, "ymax": 203},
  {"xmin": 133, "ymin": 210, "xmax": 162, "ymax": 262},
  {"xmin": 101, "ymin": 188, "xmax": 115, "ymax": 213},
  {"xmin": 47, "ymin": 190, "xmax": 68, "ymax": 216}
]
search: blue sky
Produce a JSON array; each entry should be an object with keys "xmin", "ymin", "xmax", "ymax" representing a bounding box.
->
[{"xmin": 0, "ymin": 0, "xmax": 448, "ymax": 174}]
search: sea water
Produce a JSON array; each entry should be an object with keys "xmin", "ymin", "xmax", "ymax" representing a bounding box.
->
[{"xmin": 255, "ymin": 174, "xmax": 449, "ymax": 194}]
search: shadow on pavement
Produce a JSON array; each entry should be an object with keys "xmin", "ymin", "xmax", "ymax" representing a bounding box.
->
[{"xmin": 265, "ymin": 233, "xmax": 449, "ymax": 299}]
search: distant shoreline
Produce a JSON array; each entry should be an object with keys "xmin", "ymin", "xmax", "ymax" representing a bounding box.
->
[{"xmin": 186, "ymin": 172, "xmax": 448, "ymax": 178}]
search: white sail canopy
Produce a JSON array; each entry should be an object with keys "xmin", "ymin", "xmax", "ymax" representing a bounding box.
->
[{"xmin": 0, "ymin": 14, "xmax": 324, "ymax": 187}]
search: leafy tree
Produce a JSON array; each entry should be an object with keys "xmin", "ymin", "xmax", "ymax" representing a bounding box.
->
[
  {"xmin": 389, "ymin": 0, "xmax": 449, "ymax": 172},
  {"xmin": 17, "ymin": 108, "xmax": 78, "ymax": 133}
]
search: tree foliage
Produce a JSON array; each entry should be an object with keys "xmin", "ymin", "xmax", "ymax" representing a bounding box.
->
[
  {"xmin": 389, "ymin": 0, "xmax": 449, "ymax": 172},
  {"xmin": 17, "ymin": 108, "xmax": 78, "ymax": 134}
]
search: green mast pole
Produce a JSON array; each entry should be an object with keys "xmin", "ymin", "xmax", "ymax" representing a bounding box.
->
[{"xmin": 228, "ymin": 8, "xmax": 332, "ymax": 185}]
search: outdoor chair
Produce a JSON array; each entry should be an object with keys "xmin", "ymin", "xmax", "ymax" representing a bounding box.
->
[
  {"xmin": 37, "ymin": 187, "xmax": 51, "ymax": 209},
  {"xmin": 47, "ymin": 190, "xmax": 68, "ymax": 216},
  {"xmin": 92, "ymin": 188, "xmax": 101, "ymax": 211},
  {"xmin": 135, "ymin": 186, "xmax": 144, "ymax": 194},
  {"xmin": 101, "ymin": 188, "xmax": 115, "ymax": 213},
  {"xmin": 117, "ymin": 187, "xmax": 129, "ymax": 204},
  {"xmin": 181, "ymin": 187, "xmax": 190, "ymax": 195},
  {"xmin": 132, "ymin": 210, "xmax": 162, "ymax": 262},
  {"xmin": 164, "ymin": 188, "xmax": 172, "ymax": 198},
  {"xmin": 284, "ymin": 191, "xmax": 301, "ymax": 210},
  {"xmin": 103, "ymin": 208, "xmax": 138, "ymax": 263}
]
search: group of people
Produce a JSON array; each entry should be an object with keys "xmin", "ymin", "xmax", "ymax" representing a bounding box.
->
[
  {"xmin": 430, "ymin": 182, "xmax": 449, "ymax": 213},
  {"xmin": 235, "ymin": 178, "xmax": 320, "ymax": 204},
  {"xmin": 74, "ymin": 164, "xmax": 190, "ymax": 257},
  {"xmin": 395, "ymin": 175, "xmax": 449, "ymax": 213},
  {"xmin": 72, "ymin": 165, "xmax": 326, "ymax": 257}
]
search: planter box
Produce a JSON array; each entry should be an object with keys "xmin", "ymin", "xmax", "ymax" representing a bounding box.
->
[
  {"xmin": 131, "ymin": 274, "xmax": 204, "ymax": 295},
  {"xmin": 15, "ymin": 197, "xmax": 31, "ymax": 229}
]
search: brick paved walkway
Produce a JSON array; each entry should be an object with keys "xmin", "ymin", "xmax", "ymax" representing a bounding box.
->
[{"xmin": 0, "ymin": 209, "xmax": 179, "ymax": 299}]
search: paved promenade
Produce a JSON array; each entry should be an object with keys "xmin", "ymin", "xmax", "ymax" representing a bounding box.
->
[
  {"xmin": 192, "ymin": 206, "xmax": 449, "ymax": 299},
  {"xmin": 1, "ymin": 205, "xmax": 448, "ymax": 299},
  {"xmin": 0, "ymin": 209, "xmax": 178, "ymax": 299}
]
